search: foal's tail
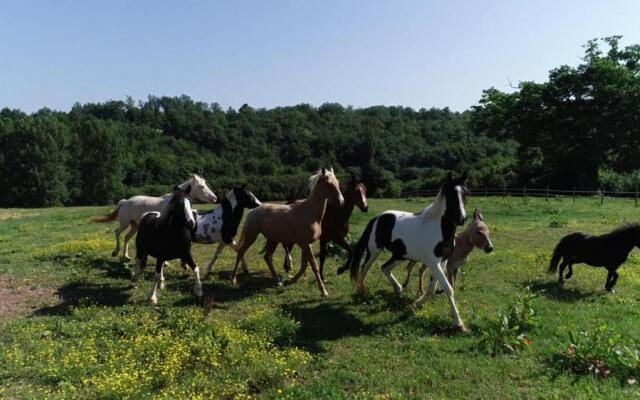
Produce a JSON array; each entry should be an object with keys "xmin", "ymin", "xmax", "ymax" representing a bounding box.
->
[
  {"xmin": 547, "ymin": 238, "xmax": 565, "ymax": 273},
  {"xmin": 92, "ymin": 199, "xmax": 125, "ymax": 223},
  {"xmin": 345, "ymin": 217, "xmax": 376, "ymax": 282}
]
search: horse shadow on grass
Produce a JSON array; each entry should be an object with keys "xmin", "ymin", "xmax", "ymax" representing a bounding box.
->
[
  {"xmin": 169, "ymin": 270, "xmax": 278, "ymax": 307},
  {"xmin": 85, "ymin": 257, "xmax": 132, "ymax": 280},
  {"xmin": 33, "ymin": 280, "xmax": 131, "ymax": 316},
  {"xmin": 528, "ymin": 279, "xmax": 604, "ymax": 303}
]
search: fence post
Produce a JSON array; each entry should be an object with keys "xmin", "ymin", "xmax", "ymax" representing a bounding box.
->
[
  {"xmin": 502, "ymin": 185, "xmax": 506, "ymax": 198},
  {"xmin": 573, "ymin": 187, "xmax": 576, "ymax": 204},
  {"xmin": 523, "ymin": 185, "xmax": 526, "ymax": 201},
  {"xmin": 545, "ymin": 186, "xmax": 549, "ymax": 202},
  {"xmin": 484, "ymin": 185, "xmax": 487, "ymax": 197},
  {"xmin": 601, "ymin": 188, "xmax": 604, "ymax": 205},
  {"xmin": 636, "ymin": 186, "xmax": 638, "ymax": 207}
]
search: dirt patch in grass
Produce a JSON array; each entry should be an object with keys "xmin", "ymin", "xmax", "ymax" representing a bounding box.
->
[{"xmin": 0, "ymin": 275, "xmax": 60, "ymax": 317}]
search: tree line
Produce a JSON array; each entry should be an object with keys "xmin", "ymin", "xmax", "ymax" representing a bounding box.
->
[{"xmin": 1, "ymin": 37, "xmax": 638, "ymax": 207}]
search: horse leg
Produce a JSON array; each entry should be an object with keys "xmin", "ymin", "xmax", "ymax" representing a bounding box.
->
[
  {"xmin": 334, "ymin": 236, "xmax": 352, "ymax": 275},
  {"xmin": 112, "ymin": 222, "xmax": 128, "ymax": 257},
  {"xmin": 122, "ymin": 223, "xmax": 138, "ymax": 261},
  {"xmin": 558, "ymin": 261, "xmax": 568, "ymax": 284},
  {"xmin": 282, "ymin": 244, "xmax": 293, "ymax": 279},
  {"xmin": 564, "ymin": 264, "xmax": 574, "ymax": 280},
  {"xmin": 418, "ymin": 263, "xmax": 428, "ymax": 295},
  {"xmin": 304, "ymin": 244, "xmax": 329, "ymax": 297},
  {"xmin": 132, "ymin": 254, "xmax": 147, "ymax": 282},
  {"xmin": 380, "ymin": 257, "xmax": 403, "ymax": 296},
  {"xmin": 318, "ymin": 239, "xmax": 328, "ymax": 282},
  {"xmin": 402, "ymin": 261, "xmax": 417, "ymax": 289},
  {"xmin": 604, "ymin": 266, "xmax": 620, "ymax": 293},
  {"xmin": 206, "ymin": 242, "xmax": 226, "ymax": 276},
  {"xmin": 231, "ymin": 231, "xmax": 258, "ymax": 286},
  {"xmin": 262, "ymin": 241, "xmax": 282, "ymax": 286},
  {"xmin": 183, "ymin": 253, "xmax": 203, "ymax": 299},
  {"xmin": 285, "ymin": 247, "xmax": 308, "ymax": 285},
  {"xmin": 159, "ymin": 262, "xmax": 166, "ymax": 290},
  {"xmin": 148, "ymin": 258, "xmax": 164, "ymax": 305},
  {"xmin": 415, "ymin": 261, "xmax": 466, "ymax": 332},
  {"xmin": 357, "ymin": 248, "xmax": 382, "ymax": 293},
  {"xmin": 233, "ymin": 240, "xmax": 250, "ymax": 274}
]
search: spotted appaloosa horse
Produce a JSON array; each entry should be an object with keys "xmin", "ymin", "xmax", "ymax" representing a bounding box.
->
[
  {"xmin": 132, "ymin": 185, "xmax": 200, "ymax": 305},
  {"xmin": 346, "ymin": 172, "xmax": 470, "ymax": 331},
  {"xmin": 93, "ymin": 174, "xmax": 216, "ymax": 260},
  {"xmin": 281, "ymin": 178, "xmax": 369, "ymax": 281},
  {"xmin": 231, "ymin": 168, "xmax": 344, "ymax": 297},
  {"xmin": 190, "ymin": 185, "xmax": 262, "ymax": 276},
  {"xmin": 402, "ymin": 209, "xmax": 494, "ymax": 294},
  {"xmin": 548, "ymin": 223, "xmax": 640, "ymax": 292}
]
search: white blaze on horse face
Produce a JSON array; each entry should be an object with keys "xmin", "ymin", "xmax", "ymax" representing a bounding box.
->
[{"xmin": 455, "ymin": 186, "xmax": 466, "ymax": 221}]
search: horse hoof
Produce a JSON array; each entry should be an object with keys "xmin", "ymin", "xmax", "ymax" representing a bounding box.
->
[
  {"xmin": 122, "ymin": 255, "xmax": 131, "ymax": 261},
  {"xmin": 231, "ymin": 278, "xmax": 237, "ymax": 286},
  {"xmin": 160, "ymin": 281, "xmax": 166, "ymax": 290},
  {"xmin": 111, "ymin": 250, "xmax": 118, "ymax": 257},
  {"xmin": 321, "ymin": 290, "xmax": 329, "ymax": 297},
  {"xmin": 457, "ymin": 324, "xmax": 468, "ymax": 334},
  {"xmin": 149, "ymin": 297, "xmax": 158, "ymax": 305}
]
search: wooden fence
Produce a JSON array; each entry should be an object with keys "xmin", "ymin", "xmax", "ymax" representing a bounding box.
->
[{"xmin": 400, "ymin": 187, "xmax": 640, "ymax": 206}]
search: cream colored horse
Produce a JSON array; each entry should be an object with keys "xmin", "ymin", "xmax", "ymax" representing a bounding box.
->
[
  {"xmin": 93, "ymin": 174, "xmax": 217, "ymax": 260},
  {"xmin": 231, "ymin": 168, "xmax": 344, "ymax": 297}
]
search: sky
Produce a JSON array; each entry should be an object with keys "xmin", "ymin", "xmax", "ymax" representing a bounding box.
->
[{"xmin": 1, "ymin": 0, "xmax": 639, "ymax": 113}]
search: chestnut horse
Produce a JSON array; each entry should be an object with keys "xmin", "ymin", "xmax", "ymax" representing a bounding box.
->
[
  {"xmin": 281, "ymin": 178, "xmax": 369, "ymax": 281},
  {"xmin": 231, "ymin": 168, "xmax": 344, "ymax": 297}
]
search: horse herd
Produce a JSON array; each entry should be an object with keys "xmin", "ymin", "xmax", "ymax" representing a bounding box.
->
[{"xmin": 94, "ymin": 170, "xmax": 639, "ymax": 332}]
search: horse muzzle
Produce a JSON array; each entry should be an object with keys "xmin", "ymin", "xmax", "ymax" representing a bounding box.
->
[{"xmin": 484, "ymin": 245, "xmax": 494, "ymax": 254}]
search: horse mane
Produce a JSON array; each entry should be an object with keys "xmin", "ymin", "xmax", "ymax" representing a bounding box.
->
[
  {"xmin": 157, "ymin": 193, "xmax": 185, "ymax": 227},
  {"xmin": 307, "ymin": 170, "xmax": 323, "ymax": 193},
  {"xmin": 602, "ymin": 223, "xmax": 640, "ymax": 240},
  {"xmin": 418, "ymin": 190, "xmax": 447, "ymax": 219}
]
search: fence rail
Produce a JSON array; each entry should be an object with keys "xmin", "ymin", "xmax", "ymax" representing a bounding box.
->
[{"xmin": 400, "ymin": 186, "xmax": 640, "ymax": 206}]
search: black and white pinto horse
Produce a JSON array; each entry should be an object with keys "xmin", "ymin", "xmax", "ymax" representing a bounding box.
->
[
  {"xmin": 548, "ymin": 223, "xmax": 640, "ymax": 292},
  {"xmin": 347, "ymin": 172, "xmax": 469, "ymax": 331},
  {"xmin": 133, "ymin": 185, "xmax": 201, "ymax": 305},
  {"xmin": 190, "ymin": 185, "xmax": 262, "ymax": 276}
]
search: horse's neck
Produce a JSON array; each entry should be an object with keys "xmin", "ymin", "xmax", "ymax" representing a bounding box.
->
[
  {"xmin": 335, "ymin": 191, "xmax": 356, "ymax": 222},
  {"xmin": 421, "ymin": 192, "xmax": 446, "ymax": 220},
  {"xmin": 299, "ymin": 188, "xmax": 328, "ymax": 223},
  {"xmin": 454, "ymin": 228, "xmax": 474, "ymax": 258}
]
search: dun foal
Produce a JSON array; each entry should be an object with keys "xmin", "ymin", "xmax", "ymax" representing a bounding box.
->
[
  {"xmin": 231, "ymin": 168, "xmax": 344, "ymax": 297},
  {"xmin": 402, "ymin": 209, "xmax": 494, "ymax": 294}
]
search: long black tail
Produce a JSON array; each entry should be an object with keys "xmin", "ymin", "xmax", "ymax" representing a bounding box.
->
[
  {"xmin": 547, "ymin": 238, "xmax": 565, "ymax": 273},
  {"xmin": 345, "ymin": 217, "xmax": 377, "ymax": 282}
]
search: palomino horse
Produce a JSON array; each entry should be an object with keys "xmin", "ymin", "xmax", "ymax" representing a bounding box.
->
[
  {"xmin": 132, "ymin": 186, "xmax": 200, "ymax": 305},
  {"xmin": 402, "ymin": 209, "xmax": 494, "ymax": 294},
  {"xmin": 548, "ymin": 223, "xmax": 640, "ymax": 292},
  {"xmin": 190, "ymin": 185, "xmax": 262, "ymax": 276},
  {"xmin": 281, "ymin": 178, "xmax": 369, "ymax": 281},
  {"xmin": 231, "ymin": 168, "xmax": 344, "ymax": 297},
  {"xmin": 346, "ymin": 172, "xmax": 470, "ymax": 331},
  {"xmin": 93, "ymin": 174, "xmax": 216, "ymax": 260}
]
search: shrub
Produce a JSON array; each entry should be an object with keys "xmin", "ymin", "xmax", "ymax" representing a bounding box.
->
[
  {"xmin": 476, "ymin": 287, "xmax": 538, "ymax": 355},
  {"xmin": 558, "ymin": 324, "xmax": 621, "ymax": 378}
]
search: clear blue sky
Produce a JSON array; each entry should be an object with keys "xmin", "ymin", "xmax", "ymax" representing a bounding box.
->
[{"xmin": 1, "ymin": 0, "xmax": 639, "ymax": 113}]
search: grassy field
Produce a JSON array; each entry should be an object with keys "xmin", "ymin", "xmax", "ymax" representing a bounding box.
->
[{"xmin": 2, "ymin": 196, "xmax": 640, "ymax": 399}]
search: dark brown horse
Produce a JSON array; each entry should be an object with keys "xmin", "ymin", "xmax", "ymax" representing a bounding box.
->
[{"xmin": 281, "ymin": 179, "xmax": 368, "ymax": 281}]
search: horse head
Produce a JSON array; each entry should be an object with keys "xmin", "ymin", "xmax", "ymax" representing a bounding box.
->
[
  {"xmin": 469, "ymin": 209, "xmax": 493, "ymax": 253},
  {"xmin": 188, "ymin": 174, "xmax": 217, "ymax": 203},
  {"xmin": 310, "ymin": 167, "xmax": 344, "ymax": 206},
  {"xmin": 233, "ymin": 184, "xmax": 262, "ymax": 209}
]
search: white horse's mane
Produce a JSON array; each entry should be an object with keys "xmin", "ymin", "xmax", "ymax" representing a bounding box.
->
[{"xmin": 420, "ymin": 190, "xmax": 447, "ymax": 219}]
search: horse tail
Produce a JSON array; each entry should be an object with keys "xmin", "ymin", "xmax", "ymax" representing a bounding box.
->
[
  {"xmin": 346, "ymin": 217, "xmax": 376, "ymax": 281},
  {"xmin": 92, "ymin": 199, "xmax": 125, "ymax": 223},
  {"xmin": 547, "ymin": 237, "xmax": 566, "ymax": 273}
]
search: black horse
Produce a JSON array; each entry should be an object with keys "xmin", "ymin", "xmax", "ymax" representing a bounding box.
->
[
  {"xmin": 548, "ymin": 223, "xmax": 640, "ymax": 292},
  {"xmin": 133, "ymin": 185, "xmax": 202, "ymax": 304}
]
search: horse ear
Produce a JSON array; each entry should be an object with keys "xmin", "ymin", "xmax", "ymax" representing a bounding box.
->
[
  {"xmin": 173, "ymin": 185, "xmax": 180, "ymax": 191},
  {"xmin": 321, "ymin": 167, "xmax": 327, "ymax": 175},
  {"xmin": 445, "ymin": 171, "xmax": 453, "ymax": 183},
  {"xmin": 329, "ymin": 166, "xmax": 334, "ymax": 173},
  {"xmin": 184, "ymin": 184, "xmax": 192, "ymax": 194},
  {"xmin": 461, "ymin": 171, "xmax": 468, "ymax": 182},
  {"xmin": 241, "ymin": 183, "xmax": 247, "ymax": 190},
  {"xmin": 473, "ymin": 209, "xmax": 480, "ymax": 220}
]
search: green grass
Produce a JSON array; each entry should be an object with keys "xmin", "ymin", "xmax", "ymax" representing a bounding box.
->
[{"xmin": 2, "ymin": 197, "xmax": 640, "ymax": 398}]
